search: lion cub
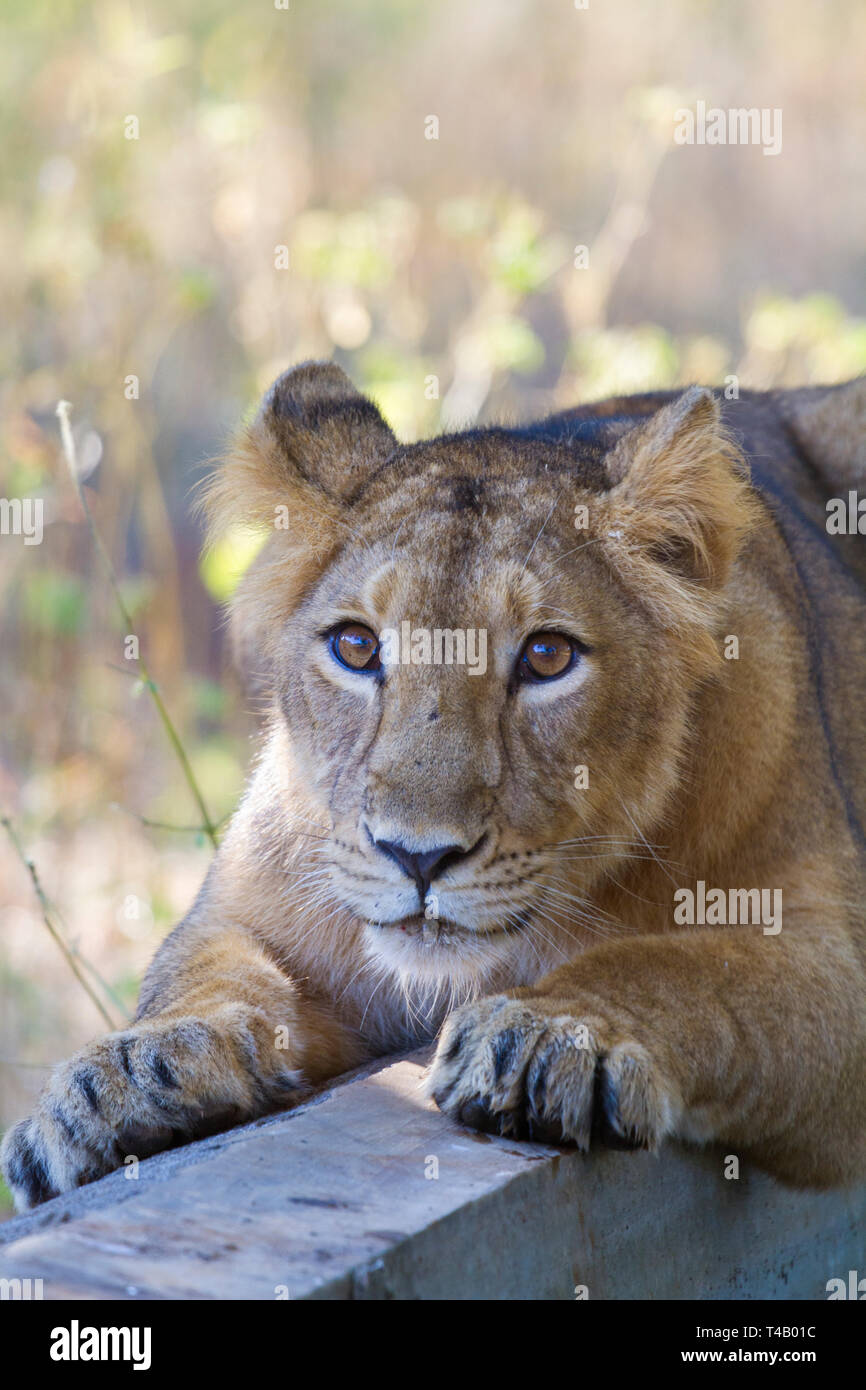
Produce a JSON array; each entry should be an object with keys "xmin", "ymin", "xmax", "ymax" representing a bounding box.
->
[{"xmin": 4, "ymin": 364, "xmax": 866, "ymax": 1207}]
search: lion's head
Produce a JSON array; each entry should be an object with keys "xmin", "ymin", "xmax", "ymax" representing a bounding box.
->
[{"xmin": 205, "ymin": 363, "xmax": 756, "ymax": 995}]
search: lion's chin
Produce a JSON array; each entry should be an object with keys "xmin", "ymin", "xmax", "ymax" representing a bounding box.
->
[{"xmin": 361, "ymin": 914, "xmax": 516, "ymax": 988}]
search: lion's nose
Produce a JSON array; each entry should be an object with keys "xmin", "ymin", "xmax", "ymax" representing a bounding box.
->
[{"xmin": 372, "ymin": 837, "xmax": 482, "ymax": 894}]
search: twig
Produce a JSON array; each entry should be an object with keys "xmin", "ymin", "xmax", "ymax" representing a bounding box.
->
[
  {"xmin": 56, "ymin": 400, "xmax": 219, "ymax": 850},
  {"xmin": 74, "ymin": 950, "xmax": 130, "ymax": 1020},
  {"xmin": 0, "ymin": 1058, "xmax": 55, "ymax": 1069},
  {"xmin": 111, "ymin": 803, "xmax": 232, "ymax": 837},
  {"xmin": 1, "ymin": 815, "xmax": 118, "ymax": 1030}
]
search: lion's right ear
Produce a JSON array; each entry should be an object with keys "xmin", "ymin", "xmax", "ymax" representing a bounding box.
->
[
  {"xmin": 201, "ymin": 360, "xmax": 397, "ymax": 545},
  {"xmin": 200, "ymin": 363, "xmax": 397, "ymax": 700}
]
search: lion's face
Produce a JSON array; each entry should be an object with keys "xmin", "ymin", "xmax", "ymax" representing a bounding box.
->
[
  {"xmin": 208, "ymin": 365, "xmax": 754, "ymax": 990},
  {"xmin": 279, "ymin": 450, "xmax": 687, "ymax": 986}
]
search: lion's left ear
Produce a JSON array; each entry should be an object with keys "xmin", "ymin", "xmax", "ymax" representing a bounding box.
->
[{"xmin": 600, "ymin": 386, "xmax": 756, "ymax": 593}]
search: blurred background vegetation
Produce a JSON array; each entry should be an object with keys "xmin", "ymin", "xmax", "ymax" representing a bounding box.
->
[{"xmin": 1, "ymin": 0, "xmax": 865, "ymax": 1215}]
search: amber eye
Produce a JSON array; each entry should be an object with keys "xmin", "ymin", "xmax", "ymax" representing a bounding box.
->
[
  {"xmin": 518, "ymin": 631, "xmax": 577, "ymax": 683},
  {"xmin": 329, "ymin": 622, "xmax": 381, "ymax": 674}
]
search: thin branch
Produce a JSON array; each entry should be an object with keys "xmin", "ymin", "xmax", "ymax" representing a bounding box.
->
[
  {"xmin": 56, "ymin": 400, "xmax": 219, "ymax": 850},
  {"xmin": 111, "ymin": 806, "xmax": 233, "ymax": 834},
  {"xmin": 0, "ymin": 1058, "xmax": 55, "ymax": 1069},
  {"xmin": 1, "ymin": 815, "xmax": 118, "ymax": 1030}
]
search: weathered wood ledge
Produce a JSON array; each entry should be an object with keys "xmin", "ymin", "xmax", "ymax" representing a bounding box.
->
[{"xmin": 1, "ymin": 1049, "xmax": 864, "ymax": 1300}]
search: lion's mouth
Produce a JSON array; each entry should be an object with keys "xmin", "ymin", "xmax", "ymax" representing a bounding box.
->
[{"xmin": 367, "ymin": 913, "xmax": 522, "ymax": 944}]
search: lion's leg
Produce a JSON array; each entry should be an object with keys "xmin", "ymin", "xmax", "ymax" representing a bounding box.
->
[
  {"xmin": 1, "ymin": 930, "xmax": 364, "ymax": 1209},
  {"xmin": 429, "ymin": 926, "xmax": 866, "ymax": 1187}
]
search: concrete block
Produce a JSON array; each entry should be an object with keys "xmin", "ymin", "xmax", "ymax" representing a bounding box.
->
[{"xmin": 1, "ymin": 1050, "xmax": 863, "ymax": 1299}]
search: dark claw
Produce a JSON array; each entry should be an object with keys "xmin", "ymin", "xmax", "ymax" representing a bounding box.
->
[
  {"xmin": 526, "ymin": 1113, "xmax": 569, "ymax": 1145},
  {"xmin": 50, "ymin": 1103, "xmax": 77, "ymax": 1144},
  {"xmin": 456, "ymin": 1096, "xmax": 495, "ymax": 1131},
  {"xmin": 75, "ymin": 1068, "xmax": 101, "ymax": 1114},
  {"xmin": 116, "ymin": 1124, "xmax": 176, "ymax": 1160},
  {"xmin": 442, "ymin": 1025, "xmax": 468, "ymax": 1064},
  {"xmin": 150, "ymin": 1054, "xmax": 178, "ymax": 1089},
  {"xmin": 528, "ymin": 1066, "xmax": 547, "ymax": 1117},
  {"xmin": 491, "ymin": 1028, "xmax": 523, "ymax": 1084},
  {"xmin": 452, "ymin": 1097, "xmax": 532, "ymax": 1142},
  {"xmin": 591, "ymin": 1058, "xmax": 645, "ymax": 1151},
  {"xmin": 117, "ymin": 1037, "xmax": 135, "ymax": 1080},
  {"xmin": 3, "ymin": 1121, "xmax": 56, "ymax": 1207}
]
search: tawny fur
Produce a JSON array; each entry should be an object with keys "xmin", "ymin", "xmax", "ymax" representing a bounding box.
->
[{"xmin": 3, "ymin": 366, "xmax": 865, "ymax": 1208}]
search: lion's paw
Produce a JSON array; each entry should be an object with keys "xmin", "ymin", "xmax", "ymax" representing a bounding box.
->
[
  {"xmin": 428, "ymin": 995, "xmax": 678, "ymax": 1152},
  {"xmin": 1, "ymin": 1011, "xmax": 307, "ymax": 1210}
]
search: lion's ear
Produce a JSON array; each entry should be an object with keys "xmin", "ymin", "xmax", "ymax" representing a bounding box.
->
[
  {"xmin": 202, "ymin": 361, "xmax": 397, "ymax": 542},
  {"xmin": 200, "ymin": 363, "xmax": 397, "ymax": 700},
  {"xmin": 260, "ymin": 360, "xmax": 397, "ymax": 501},
  {"xmin": 601, "ymin": 386, "xmax": 755, "ymax": 593}
]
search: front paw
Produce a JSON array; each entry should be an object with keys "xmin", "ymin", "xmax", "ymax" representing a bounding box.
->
[
  {"xmin": 1, "ymin": 1010, "xmax": 306, "ymax": 1210},
  {"xmin": 428, "ymin": 995, "xmax": 678, "ymax": 1152}
]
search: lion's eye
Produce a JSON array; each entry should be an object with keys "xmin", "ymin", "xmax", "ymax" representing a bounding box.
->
[
  {"xmin": 518, "ymin": 630, "xmax": 577, "ymax": 682},
  {"xmin": 329, "ymin": 622, "xmax": 381, "ymax": 674}
]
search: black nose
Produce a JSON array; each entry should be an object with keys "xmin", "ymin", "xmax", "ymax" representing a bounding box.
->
[{"xmin": 373, "ymin": 838, "xmax": 477, "ymax": 894}]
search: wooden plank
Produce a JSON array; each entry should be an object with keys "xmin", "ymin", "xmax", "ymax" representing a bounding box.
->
[{"xmin": 1, "ymin": 1050, "xmax": 864, "ymax": 1300}]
